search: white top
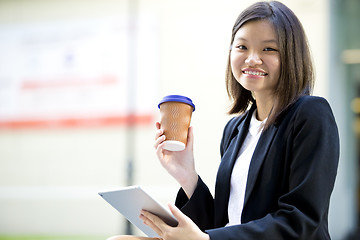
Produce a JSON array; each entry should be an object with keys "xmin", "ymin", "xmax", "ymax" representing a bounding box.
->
[{"xmin": 227, "ymin": 110, "xmax": 266, "ymax": 226}]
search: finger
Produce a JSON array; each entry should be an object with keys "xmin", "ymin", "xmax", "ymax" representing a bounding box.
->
[
  {"xmin": 140, "ymin": 216, "xmax": 163, "ymax": 237},
  {"xmin": 154, "ymin": 134, "xmax": 166, "ymax": 150},
  {"xmin": 154, "ymin": 128, "xmax": 164, "ymax": 141},
  {"xmin": 167, "ymin": 203, "xmax": 188, "ymax": 223},
  {"xmin": 156, "ymin": 142, "xmax": 169, "ymax": 162},
  {"xmin": 140, "ymin": 211, "xmax": 163, "ymax": 236},
  {"xmin": 141, "ymin": 210, "xmax": 168, "ymax": 228}
]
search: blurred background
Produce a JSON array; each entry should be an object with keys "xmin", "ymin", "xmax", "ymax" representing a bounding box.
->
[{"xmin": 0, "ymin": 0, "xmax": 359, "ymax": 239}]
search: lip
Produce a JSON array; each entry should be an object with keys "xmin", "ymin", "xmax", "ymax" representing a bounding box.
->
[{"xmin": 241, "ymin": 68, "xmax": 268, "ymax": 77}]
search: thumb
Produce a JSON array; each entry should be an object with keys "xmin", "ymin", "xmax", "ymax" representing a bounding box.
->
[{"xmin": 168, "ymin": 203, "xmax": 187, "ymax": 223}]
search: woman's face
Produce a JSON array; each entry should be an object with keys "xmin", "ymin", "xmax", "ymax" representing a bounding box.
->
[{"xmin": 230, "ymin": 20, "xmax": 280, "ymax": 100}]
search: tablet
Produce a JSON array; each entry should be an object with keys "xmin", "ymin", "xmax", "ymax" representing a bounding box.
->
[{"xmin": 99, "ymin": 186, "xmax": 178, "ymax": 237}]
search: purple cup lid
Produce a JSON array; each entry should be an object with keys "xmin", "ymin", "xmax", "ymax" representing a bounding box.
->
[{"xmin": 158, "ymin": 95, "xmax": 195, "ymax": 112}]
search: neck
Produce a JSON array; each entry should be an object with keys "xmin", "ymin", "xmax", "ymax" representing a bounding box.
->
[{"xmin": 254, "ymin": 95, "xmax": 275, "ymax": 121}]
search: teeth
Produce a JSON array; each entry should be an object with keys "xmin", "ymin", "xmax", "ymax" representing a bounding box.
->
[{"xmin": 244, "ymin": 71, "xmax": 266, "ymax": 76}]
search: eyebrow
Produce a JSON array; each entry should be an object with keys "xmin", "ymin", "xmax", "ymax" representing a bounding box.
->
[
  {"xmin": 263, "ymin": 39, "xmax": 278, "ymax": 44},
  {"xmin": 234, "ymin": 37, "xmax": 278, "ymax": 44}
]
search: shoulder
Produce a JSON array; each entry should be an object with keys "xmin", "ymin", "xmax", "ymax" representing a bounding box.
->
[
  {"xmin": 280, "ymin": 95, "xmax": 338, "ymax": 134},
  {"xmin": 220, "ymin": 108, "xmax": 252, "ymax": 155},
  {"xmin": 293, "ymin": 95, "xmax": 334, "ymax": 120},
  {"xmin": 221, "ymin": 114, "xmax": 243, "ymax": 144},
  {"xmin": 223, "ymin": 107, "xmax": 252, "ymax": 135},
  {"xmin": 294, "ymin": 95, "xmax": 331, "ymax": 110},
  {"xmin": 282, "ymin": 95, "xmax": 334, "ymax": 122},
  {"xmin": 224, "ymin": 115, "xmax": 244, "ymax": 131}
]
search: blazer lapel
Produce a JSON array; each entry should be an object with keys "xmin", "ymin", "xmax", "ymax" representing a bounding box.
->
[
  {"xmin": 243, "ymin": 125, "xmax": 278, "ymax": 207},
  {"xmin": 214, "ymin": 107, "xmax": 254, "ymax": 227}
]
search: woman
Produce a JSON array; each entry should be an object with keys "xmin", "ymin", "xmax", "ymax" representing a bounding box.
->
[{"xmin": 110, "ymin": 1, "xmax": 339, "ymax": 240}]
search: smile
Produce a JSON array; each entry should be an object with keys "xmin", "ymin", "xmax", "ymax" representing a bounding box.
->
[{"xmin": 243, "ymin": 70, "xmax": 268, "ymax": 76}]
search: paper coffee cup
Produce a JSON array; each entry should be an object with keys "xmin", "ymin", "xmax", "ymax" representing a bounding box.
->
[{"xmin": 158, "ymin": 95, "xmax": 195, "ymax": 151}]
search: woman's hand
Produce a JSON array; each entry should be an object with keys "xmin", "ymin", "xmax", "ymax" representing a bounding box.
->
[
  {"xmin": 154, "ymin": 122, "xmax": 198, "ymax": 198},
  {"xmin": 140, "ymin": 203, "xmax": 210, "ymax": 240}
]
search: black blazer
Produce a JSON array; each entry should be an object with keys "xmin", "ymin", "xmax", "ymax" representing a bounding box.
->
[{"xmin": 175, "ymin": 96, "xmax": 339, "ymax": 240}]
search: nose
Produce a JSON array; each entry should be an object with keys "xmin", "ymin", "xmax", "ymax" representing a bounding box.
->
[{"xmin": 245, "ymin": 53, "xmax": 262, "ymax": 66}]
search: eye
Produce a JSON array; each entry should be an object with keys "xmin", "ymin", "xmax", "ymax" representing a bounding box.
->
[
  {"xmin": 235, "ymin": 45, "xmax": 247, "ymax": 50},
  {"xmin": 264, "ymin": 47, "xmax": 278, "ymax": 52}
]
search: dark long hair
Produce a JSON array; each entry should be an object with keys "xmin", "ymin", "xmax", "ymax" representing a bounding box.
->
[{"xmin": 226, "ymin": 1, "xmax": 314, "ymax": 128}]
